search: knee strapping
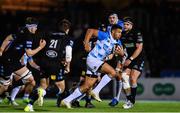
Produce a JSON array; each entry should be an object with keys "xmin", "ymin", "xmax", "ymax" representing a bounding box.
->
[{"xmin": 122, "ymin": 72, "xmax": 130, "ymax": 89}]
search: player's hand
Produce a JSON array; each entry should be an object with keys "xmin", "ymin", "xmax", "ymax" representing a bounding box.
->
[
  {"xmin": 35, "ymin": 66, "xmax": 40, "ymax": 71},
  {"xmin": 0, "ymin": 52, "xmax": 2, "ymax": 56},
  {"xmin": 84, "ymin": 42, "xmax": 91, "ymax": 52},
  {"xmin": 124, "ymin": 59, "xmax": 131, "ymax": 67},
  {"xmin": 0, "ymin": 48, "xmax": 3, "ymax": 56},
  {"xmin": 39, "ymin": 39, "xmax": 46, "ymax": 49},
  {"xmin": 105, "ymin": 54, "xmax": 114, "ymax": 61},
  {"xmin": 115, "ymin": 46, "xmax": 124, "ymax": 56},
  {"xmin": 64, "ymin": 62, "xmax": 70, "ymax": 74},
  {"xmin": 65, "ymin": 66, "xmax": 70, "ymax": 74},
  {"xmin": 61, "ymin": 60, "xmax": 67, "ymax": 66}
]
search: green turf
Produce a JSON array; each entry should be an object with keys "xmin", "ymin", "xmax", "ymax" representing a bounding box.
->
[{"xmin": 0, "ymin": 99, "xmax": 180, "ymax": 112}]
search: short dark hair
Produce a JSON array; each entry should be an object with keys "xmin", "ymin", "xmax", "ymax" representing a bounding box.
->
[
  {"xmin": 123, "ymin": 17, "xmax": 134, "ymax": 24},
  {"xmin": 98, "ymin": 23, "xmax": 106, "ymax": 31},
  {"xmin": 25, "ymin": 17, "xmax": 38, "ymax": 25},
  {"xmin": 109, "ymin": 13, "xmax": 118, "ymax": 18},
  {"xmin": 111, "ymin": 24, "xmax": 122, "ymax": 32},
  {"xmin": 57, "ymin": 19, "xmax": 71, "ymax": 31}
]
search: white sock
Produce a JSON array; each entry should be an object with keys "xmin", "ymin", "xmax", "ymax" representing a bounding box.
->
[
  {"xmin": 23, "ymin": 93, "xmax": 30, "ymax": 99},
  {"xmin": 77, "ymin": 93, "xmax": 86, "ymax": 102},
  {"xmin": 42, "ymin": 89, "xmax": 46, "ymax": 96},
  {"xmin": 28, "ymin": 103, "xmax": 33, "ymax": 107},
  {"xmin": 58, "ymin": 88, "xmax": 62, "ymax": 94},
  {"xmin": 64, "ymin": 88, "xmax": 82, "ymax": 103},
  {"xmin": 115, "ymin": 80, "xmax": 122, "ymax": 101},
  {"xmin": 92, "ymin": 74, "xmax": 112, "ymax": 94},
  {"xmin": 11, "ymin": 86, "xmax": 21, "ymax": 101},
  {"xmin": 38, "ymin": 87, "xmax": 47, "ymax": 97}
]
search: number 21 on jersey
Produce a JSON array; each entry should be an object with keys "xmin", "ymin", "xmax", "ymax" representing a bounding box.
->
[{"xmin": 49, "ymin": 39, "xmax": 58, "ymax": 48}]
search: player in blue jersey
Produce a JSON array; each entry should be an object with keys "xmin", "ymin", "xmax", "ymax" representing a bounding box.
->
[
  {"xmin": 89, "ymin": 13, "xmax": 126, "ymax": 106},
  {"xmin": 61, "ymin": 24, "xmax": 124, "ymax": 109},
  {"xmin": 107, "ymin": 13, "xmax": 126, "ymax": 106},
  {"xmin": 71, "ymin": 24, "xmax": 107, "ymax": 108},
  {"xmin": 107, "ymin": 13, "xmax": 124, "ymax": 32}
]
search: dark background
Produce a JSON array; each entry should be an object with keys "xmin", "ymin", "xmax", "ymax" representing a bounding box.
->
[{"xmin": 0, "ymin": 0, "xmax": 180, "ymax": 79}]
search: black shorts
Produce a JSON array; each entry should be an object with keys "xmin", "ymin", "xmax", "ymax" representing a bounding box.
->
[
  {"xmin": 26, "ymin": 63, "xmax": 41, "ymax": 81},
  {"xmin": 80, "ymin": 59, "xmax": 86, "ymax": 77},
  {"xmin": 38, "ymin": 59, "xmax": 65, "ymax": 82},
  {"xmin": 125, "ymin": 57, "xmax": 144, "ymax": 72},
  {"xmin": 1, "ymin": 59, "xmax": 25, "ymax": 79}
]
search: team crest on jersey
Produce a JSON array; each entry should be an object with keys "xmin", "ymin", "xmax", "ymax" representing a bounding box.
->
[{"xmin": 46, "ymin": 50, "xmax": 58, "ymax": 58}]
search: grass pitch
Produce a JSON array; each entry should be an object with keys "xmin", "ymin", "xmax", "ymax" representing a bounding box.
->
[{"xmin": 0, "ymin": 99, "xmax": 180, "ymax": 112}]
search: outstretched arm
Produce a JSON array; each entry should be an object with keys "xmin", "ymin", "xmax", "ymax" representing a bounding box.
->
[
  {"xmin": 26, "ymin": 39, "xmax": 46, "ymax": 57},
  {"xmin": 83, "ymin": 29, "xmax": 98, "ymax": 52},
  {"xmin": 0, "ymin": 34, "xmax": 14, "ymax": 56}
]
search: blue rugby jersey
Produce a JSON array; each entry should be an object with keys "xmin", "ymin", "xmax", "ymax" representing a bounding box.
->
[{"xmin": 88, "ymin": 31, "xmax": 122, "ymax": 61}]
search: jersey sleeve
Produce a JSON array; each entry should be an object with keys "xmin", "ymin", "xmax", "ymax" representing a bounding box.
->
[
  {"xmin": 97, "ymin": 31, "xmax": 108, "ymax": 40},
  {"xmin": 11, "ymin": 34, "xmax": 17, "ymax": 40},
  {"xmin": 117, "ymin": 20, "xmax": 124, "ymax": 28},
  {"xmin": 67, "ymin": 37, "xmax": 74, "ymax": 47},
  {"xmin": 24, "ymin": 36, "xmax": 33, "ymax": 49},
  {"xmin": 117, "ymin": 40, "xmax": 122, "ymax": 46},
  {"xmin": 136, "ymin": 31, "xmax": 143, "ymax": 43}
]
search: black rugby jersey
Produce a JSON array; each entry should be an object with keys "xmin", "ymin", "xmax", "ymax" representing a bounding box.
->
[
  {"xmin": 121, "ymin": 29, "xmax": 143, "ymax": 59},
  {"xmin": 41, "ymin": 31, "xmax": 74, "ymax": 61},
  {"xmin": 2, "ymin": 32, "xmax": 34, "ymax": 62}
]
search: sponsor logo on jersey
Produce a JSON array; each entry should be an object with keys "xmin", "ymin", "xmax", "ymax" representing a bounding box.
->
[
  {"xmin": 46, "ymin": 50, "xmax": 58, "ymax": 58},
  {"xmin": 124, "ymin": 43, "xmax": 134, "ymax": 48}
]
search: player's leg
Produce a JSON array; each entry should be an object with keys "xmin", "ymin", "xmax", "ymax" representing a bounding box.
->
[
  {"xmin": 0, "ymin": 82, "xmax": 10, "ymax": 95},
  {"xmin": 10, "ymin": 86, "xmax": 21, "ymax": 106},
  {"xmin": 23, "ymin": 63, "xmax": 40, "ymax": 104},
  {"xmin": 1, "ymin": 65, "xmax": 20, "ymax": 105},
  {"xmin": 123, "ymin": 60, "xmax": 144, "ymax": 109},
  {"xmin": 109, "ymin": 73, "xmax": 123, "ymax": 106},
  {"xmin": 10, "ymin": 74, "xmax": 21, "ymax": 105},
  {"xmin": 62, "ymin": 75, "xmax": 98, "ymax": 109},
  {"xmin": 12, "ymin": 67, "xmax": 35, "ymax": 111},
  {"xmin": 109, "ymin": 62, "xmax": 123, "ymax": 106},
  {"xmin": 84, "ymin": 88, "xmax": 95, "ymax": 108},
  {"xmin": 71, "ymin": 76, "xmax": 84, "ymax": 107},
  {"xmin": 122, "ymin": 68, "xmax": 134, "ymax": 109},
  {"xmin": 24, "ymin": 78, "xmax": 45, "ymax": 112},
  {"xmin": 55, "ymin": 80, "xmax": 66, "ymax": 107},
  {"xmin": 75, "ymin": 75, "xmax": 95, "ymax": 108},
  {"xmin": 37, "ymin": 77, "xmax": 48, "ymax": 106},
  {"xmin": 130, "ymin": 69, "xmax": 141, "ymax": 103},
  {"xmin": 20, "ymin": 70, "xmax": 36, "ymax": 103},
  {"xmin": 90, "ymin": 62, "xmax": 117, "ymax": 102},
  {"xmin": 12, "ymin": 67, "xmax": 36, "ymax": 111},
  {"xmin": 0, "ymin": 67, "xmax": 11, "ymax": 95},
  {"xmin": 84, "ymin": 74, "xmax": 101, "ymax": 108}
]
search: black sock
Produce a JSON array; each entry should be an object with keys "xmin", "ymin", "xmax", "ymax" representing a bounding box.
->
[
  {"xmin": 131, "ymin": 86, "xmax": 137, "ymax": 104},
  {"xmin": 85, "ymin": 95, "xmax": 91, "ymax": 103},
  {"xmin": 29, "ymin": 89, "xmax": 38, "ymax": 105},
  {"xmin": 126, "ymin": 95, "xmax": 135, "ymax": 104},
  {"xmin": 12, "ymin": 79, "xmax": 24, "ymax": 88},
  {"xmin": 131, "ymin": 87, "xmax": 137, "ymax": 98}
]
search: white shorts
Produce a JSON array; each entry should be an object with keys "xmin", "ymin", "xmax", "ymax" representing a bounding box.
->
[
  {"xmin": 14, "ymin": 69, "xmax": 33, "ymax": 84},
  {"xmin": 86, "ymin": 56, "xmax": 103, "ymax": 76}
]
